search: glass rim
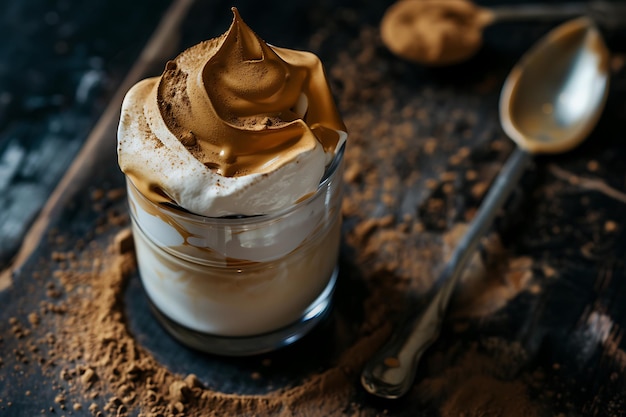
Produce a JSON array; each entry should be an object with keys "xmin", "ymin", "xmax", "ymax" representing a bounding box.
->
[{"xmin": 126, "ymin": 143, "xmax": 345, "ymax": 226}]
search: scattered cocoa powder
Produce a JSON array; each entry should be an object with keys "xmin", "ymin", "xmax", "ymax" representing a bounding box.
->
[
  {"xmin": 19, "ymin": 224, "xmax": 390, "ymax": 416},
  {"xmin": 417, "ymin": 340, "xmax": 544, "ymax": 417}
]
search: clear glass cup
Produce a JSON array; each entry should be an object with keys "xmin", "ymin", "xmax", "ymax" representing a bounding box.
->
[{"xmin": 126, "ymin": 145, "xmax": 345, "ymax": 355}]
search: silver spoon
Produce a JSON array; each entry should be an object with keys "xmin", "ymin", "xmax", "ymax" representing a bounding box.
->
[{"xmin": 361, "ymin": 17, "xmax": 610, "ymax": 399}]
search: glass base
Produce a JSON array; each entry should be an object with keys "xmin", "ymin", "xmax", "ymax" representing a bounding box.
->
[{"xmin": 148, "ymin": 267, "xmax": 338, "ymax": 356}]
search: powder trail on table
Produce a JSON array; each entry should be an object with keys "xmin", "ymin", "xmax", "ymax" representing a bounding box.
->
[{"xmin": 417, "ymin": 339, "xmax": 545, "ymax": 417}]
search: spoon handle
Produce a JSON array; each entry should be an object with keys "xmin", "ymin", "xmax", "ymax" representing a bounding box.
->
[
  {"xmin": 489, "ymin": 3, "xmax": 588, "ymax": 22},
  {"xmin": 490, "ymin": 1, "xmax": 626, "ymax": 25},
  {"xmin": 361, "ymin": 147, "xmax": 533, "ymax": 399}
]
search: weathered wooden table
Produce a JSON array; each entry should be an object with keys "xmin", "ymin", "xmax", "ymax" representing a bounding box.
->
[{"xmin": 2, "ymin": 0, "xmax": 626, "ymax": 415}]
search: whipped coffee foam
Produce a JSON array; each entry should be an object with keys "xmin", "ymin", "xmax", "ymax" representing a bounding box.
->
[{"xmin": 118, "ymin": 8, "xmax": 347, "ymax": 217}]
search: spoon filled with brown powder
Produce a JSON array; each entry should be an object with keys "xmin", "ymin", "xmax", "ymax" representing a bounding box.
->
[{"xmin": 379, "ymin": 0, "xmax": 620, "ymax": 66}]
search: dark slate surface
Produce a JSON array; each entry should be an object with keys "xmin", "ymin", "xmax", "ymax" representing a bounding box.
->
[
  {"xmin": 0, "ymin": 0, "xmax": 172, "ymax": 268},
  {"xmin": 2, "ymin": 0, "xmax": 626, "ymax": 416}
]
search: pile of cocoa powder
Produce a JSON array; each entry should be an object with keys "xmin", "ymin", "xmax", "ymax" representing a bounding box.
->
[
  {"xmin": 27, "ymin": 225, "xmax": 388, "ymax": 417},
  {"xmin": 1, "ymin": 19, "xmax": 569, "ymax": 417}
]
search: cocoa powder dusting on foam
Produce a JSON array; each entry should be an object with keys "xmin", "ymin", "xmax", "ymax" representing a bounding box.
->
[{"xmin": 151, "ymin": 8, "xmax": 346, "ymax": 179}]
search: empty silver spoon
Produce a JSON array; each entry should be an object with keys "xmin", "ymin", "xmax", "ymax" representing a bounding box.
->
[{"xmin": 361, "ymin": 17, "xmax": 610, "ymax": 399}]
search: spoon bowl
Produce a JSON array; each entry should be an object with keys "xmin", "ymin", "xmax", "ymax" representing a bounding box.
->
[
  {"xmin": 500, "ymin": 17, "xmax": 610, "ymax": 154},
  {"xmin": 361, "ymin": 17, "xmax": 610, "ymax": 399}
]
